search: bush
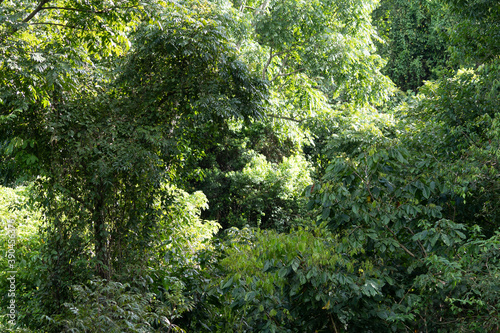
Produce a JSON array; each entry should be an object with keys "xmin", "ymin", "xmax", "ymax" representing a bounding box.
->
[
  {"xmin": 50, "ymin": 278, "xmax": 182, "ymax": 333},
  {"xmin": 0, "ymin": 185, "xmax": 44, "ymax": 330},
  {"xmin": 205, "ymin": 226, "xmax": 391, "ymax": 332}
]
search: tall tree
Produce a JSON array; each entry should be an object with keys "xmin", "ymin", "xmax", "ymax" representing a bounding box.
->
[
  {"xmin": 0, "ymin": 0, "xmax": 160, "ymax": 182},
  {"xmin": 1, "ymin": 3, "xmax": 266, "ymax": 328},
  {"xmin": 224, "ymin": 0, "xmax": 394, "ymax": 142},
  {"xmin": 372, "ymin": 0, "xmax": 451, "ymax": 91},
  {"xmin": 444, "ymin": 0, "xmax": 500, "ymax": 66}
]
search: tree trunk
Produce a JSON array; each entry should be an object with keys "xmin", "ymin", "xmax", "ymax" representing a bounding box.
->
[{"xmin": 93, "ymin": 195, "xmax": 110, "ymax": 279}]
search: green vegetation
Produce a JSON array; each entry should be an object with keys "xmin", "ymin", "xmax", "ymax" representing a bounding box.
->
[{"xmin": 1, "ymin": 0, "xmax": 498, "ymax": 332}]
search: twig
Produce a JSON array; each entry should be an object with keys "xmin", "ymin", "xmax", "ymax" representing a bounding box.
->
[
  {"xmin": 267, "ymin": 114, "xmax": 305, "ymax": 123},
  {"xmin": 348, "ymin": 225, "xmax": 362, "ymax": 237},
  {"xmin": 41, "ymin": 6, "xmax": 109, "ymax": 13},
  {"xmin": 40, "ymin": 5, "xmax": 140, "ymax": 14},
  {"xmin": 30, "ymin": 22, "xmax": 80, "ymax": 29},
  {"xmin": 270, "ymin": 69, "xmax": 303, "ymax": 82},
  {"xmin": 258, "ymin": 0, "xmax": 270, "ymax": 13},
  {"xmin": 384, "ymin": 225, "xmax": 422, "ymax": 261},
  {"xmin": 262, "ymin": 48, "xmax": 286, "ymax": 80},
  {"xmin": 23, "ymin": 0, "xmax": 52, "ymax": 24},
  {"xmin": 404, "ymin": 226, "xmax": 428, "ymax": 258},
  {"xmin": 330, "ymin": 314, "xmax": 338, "ymax": 333}
]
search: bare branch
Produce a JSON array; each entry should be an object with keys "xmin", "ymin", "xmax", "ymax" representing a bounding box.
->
[
  {"xmin": 281, "ymin": 53, "xmax": 290, "ymax": 68},
  {"xmin": 405, "ymin": 227, "xmax": 427, "ymax": 258},
  {"xmin": 238, "ymin": 0, "xmax": 246, "ymax": 12},
  {"xmin": 262, "ymin": 47, "xmax": 274, "ymax": 80},
  {"xmin": 238, "ymin": 0, "xmax": 257, "ymax": 12},
  {"xmin": 405, "ymin": 226, "xmax": 428, "ymax": 258},
  {"xmin": 258, "ymin": 0, "xmax": 270, "ymax": 13},
  {"xmin": 330, "ymin": 315, "xmax": 339, "ymax": 333}
]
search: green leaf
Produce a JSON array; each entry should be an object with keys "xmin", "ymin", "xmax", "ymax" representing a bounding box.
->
[
  {"xmin": 422, "ymin": 186, "xmax": 431, "ymax": 199},
  {"xmin": 322, "ymin": 207, "xmax": 331, "ymax": 220},
  {"xmin": 222, "ymin": 276, "xmax": 234, "ymax": 289},
  {"xmin": 278, "ymin": 267, "xmax": 289, "ymax": 278},
  {"xmin": 291, "ymin": 258, "xmax": 300, "ymax": 272}
]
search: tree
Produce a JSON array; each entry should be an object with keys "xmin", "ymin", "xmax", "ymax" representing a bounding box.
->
[
  {"xmin": 172, "ymin": 0, "xmax": 397, "ymax": 232},
  {"xmin": 443, "ymin": 0, "xmax": 500, "ymax": 66},
  {"xmin": 220, "ymin": 0, "xmax": 394, "ymax": 145},
  {"xmin": 303, "ymin": 55, "xmax": 500, "ymax": 332},
  {"xmin": 372, "ymin": 0, "xmax": 451, "ymax": 91},
  {"xmin": 0, "ymin": 0, "xmax": 158, "ymax": 182},
  {"xmin": 1, "ymin": 2, "xmax": 267, "ymax": 329}
]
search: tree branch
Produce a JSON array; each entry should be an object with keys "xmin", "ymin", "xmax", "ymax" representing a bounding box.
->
[
  {"xmin": 0, "ymin": 0, "xmax": 51, "ymax": 43},
  {"xmin": 258, "ymin": 0, "xmax": 270, "ymax": 13},
  {"xmin": 30, "ymin": 22, "xmax": 80, "ymax": 30},
  {"xmin": 262, "ymin": 48, "xmax": 286, "ymax": 80},
  {"xmin": 238, "ymin": 0, "xmax": 257, "ymax": 12},
  {"xmin": 404, "ymin": 226, "xmax": 428, "ymax": 258},
  {"xmin": 23, "ymin": 0, "xmax": 52, "ymax": 23},
  {"xmin": 330, "ymin": 315, "xmax": 339, "ymax": 333},
  {"xmin": 40, "ymin": 5, "xmax": 140, "ymax": 14},
  {"xmin": 41, "ymin": 6, "xmax": 108, "ymax": 14},
  {"xmin": 270, "ymin": 69, "xmax": 303, "ymax": 82},
  {"xmin": 262, "ymin": 47, "xmax": 274, "ymax": 80},
  {"xmin": 268, "ymin": 114, "xmax": 305, "ymax": 123},
  {"xmin": 384, "ymin": 225, "xmax": 422, "ymax": 262}
]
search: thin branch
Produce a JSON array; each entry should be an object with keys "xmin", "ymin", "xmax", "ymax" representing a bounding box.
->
[
  {"xmin": 405, "ymin": 226, "xmax": 428, "ymax": 258},
  {"xmin": 330, "ymin": 315, "xmax": 339, "ymax": 333},
  {"xmin": 384, "ymin": 224, "xmax": 422, "ymax": 261},
  {"xmin": 23, "ymin": 0, "xmax": 51, "ymax": 23},
  {"xmin": 351, "ymin": 162, "xmax": 413, "ymax": 266},
  {"xmin": 262, "ymin": 47, "xmax": 273, "ymax": 80},
  {"xmin": 267, "ymin": 114, "xmax": 304, "ymax": 123},
  {"xmin": 239, "ymin": 0, "xmax": 257, "ymax": 12},
  {"xmin": 281, "ymin": 53, "xmax": 290, "ymax": 69},
  {"xmin": 348, "ymin": 225, "xmax": 362, "ymax": 237},
  {"xmin": 41, "ymin": 6, "xmax": 109, "ymax": 14},
  {"xmin": 1, "ymin": 0, "xmax": 141, "ymax": 43},
  {"xmin": 461, "ymin": 130, "xmax": 482, "ymax": 149},
  {"xmin": 270, "ymin": 69, "xmax": 303, "ymax": 82},
  {"xmin": 0, "ymin": 0, "xmax": 51, "ymax": 42},
  {"xmin": 475, "ymin": 51, "xmax": 494, "ymax": 68},
  {"xmin": 238, "ymin": 0, "xmax": 246, "ymax": 12},
  {"xmin": 262, "ymin": 48, "xmax": 286, "ymax": 80},
  {"xmin": 66, "ymin": 190, "xmax": 91, "ymax": 212},
  {"xmin": 40, "ymin": 5, "xmax": 140, "ymax": 14},
  {"xmin": 30, "ymin": 22, "xmax": 80, "ymax": 29},
  {"xmin": 258, "ymin": 0, "xmax": 270, "ymax": 13}
]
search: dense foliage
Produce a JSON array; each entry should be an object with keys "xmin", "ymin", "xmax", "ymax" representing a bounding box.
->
[
  {"xmin": 372, "ymin": 0, "xmax": 451, "ymax": 91},
  {"xmin": 1, "ymin": 0, "xmax": 498, "ymax": 332}
]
